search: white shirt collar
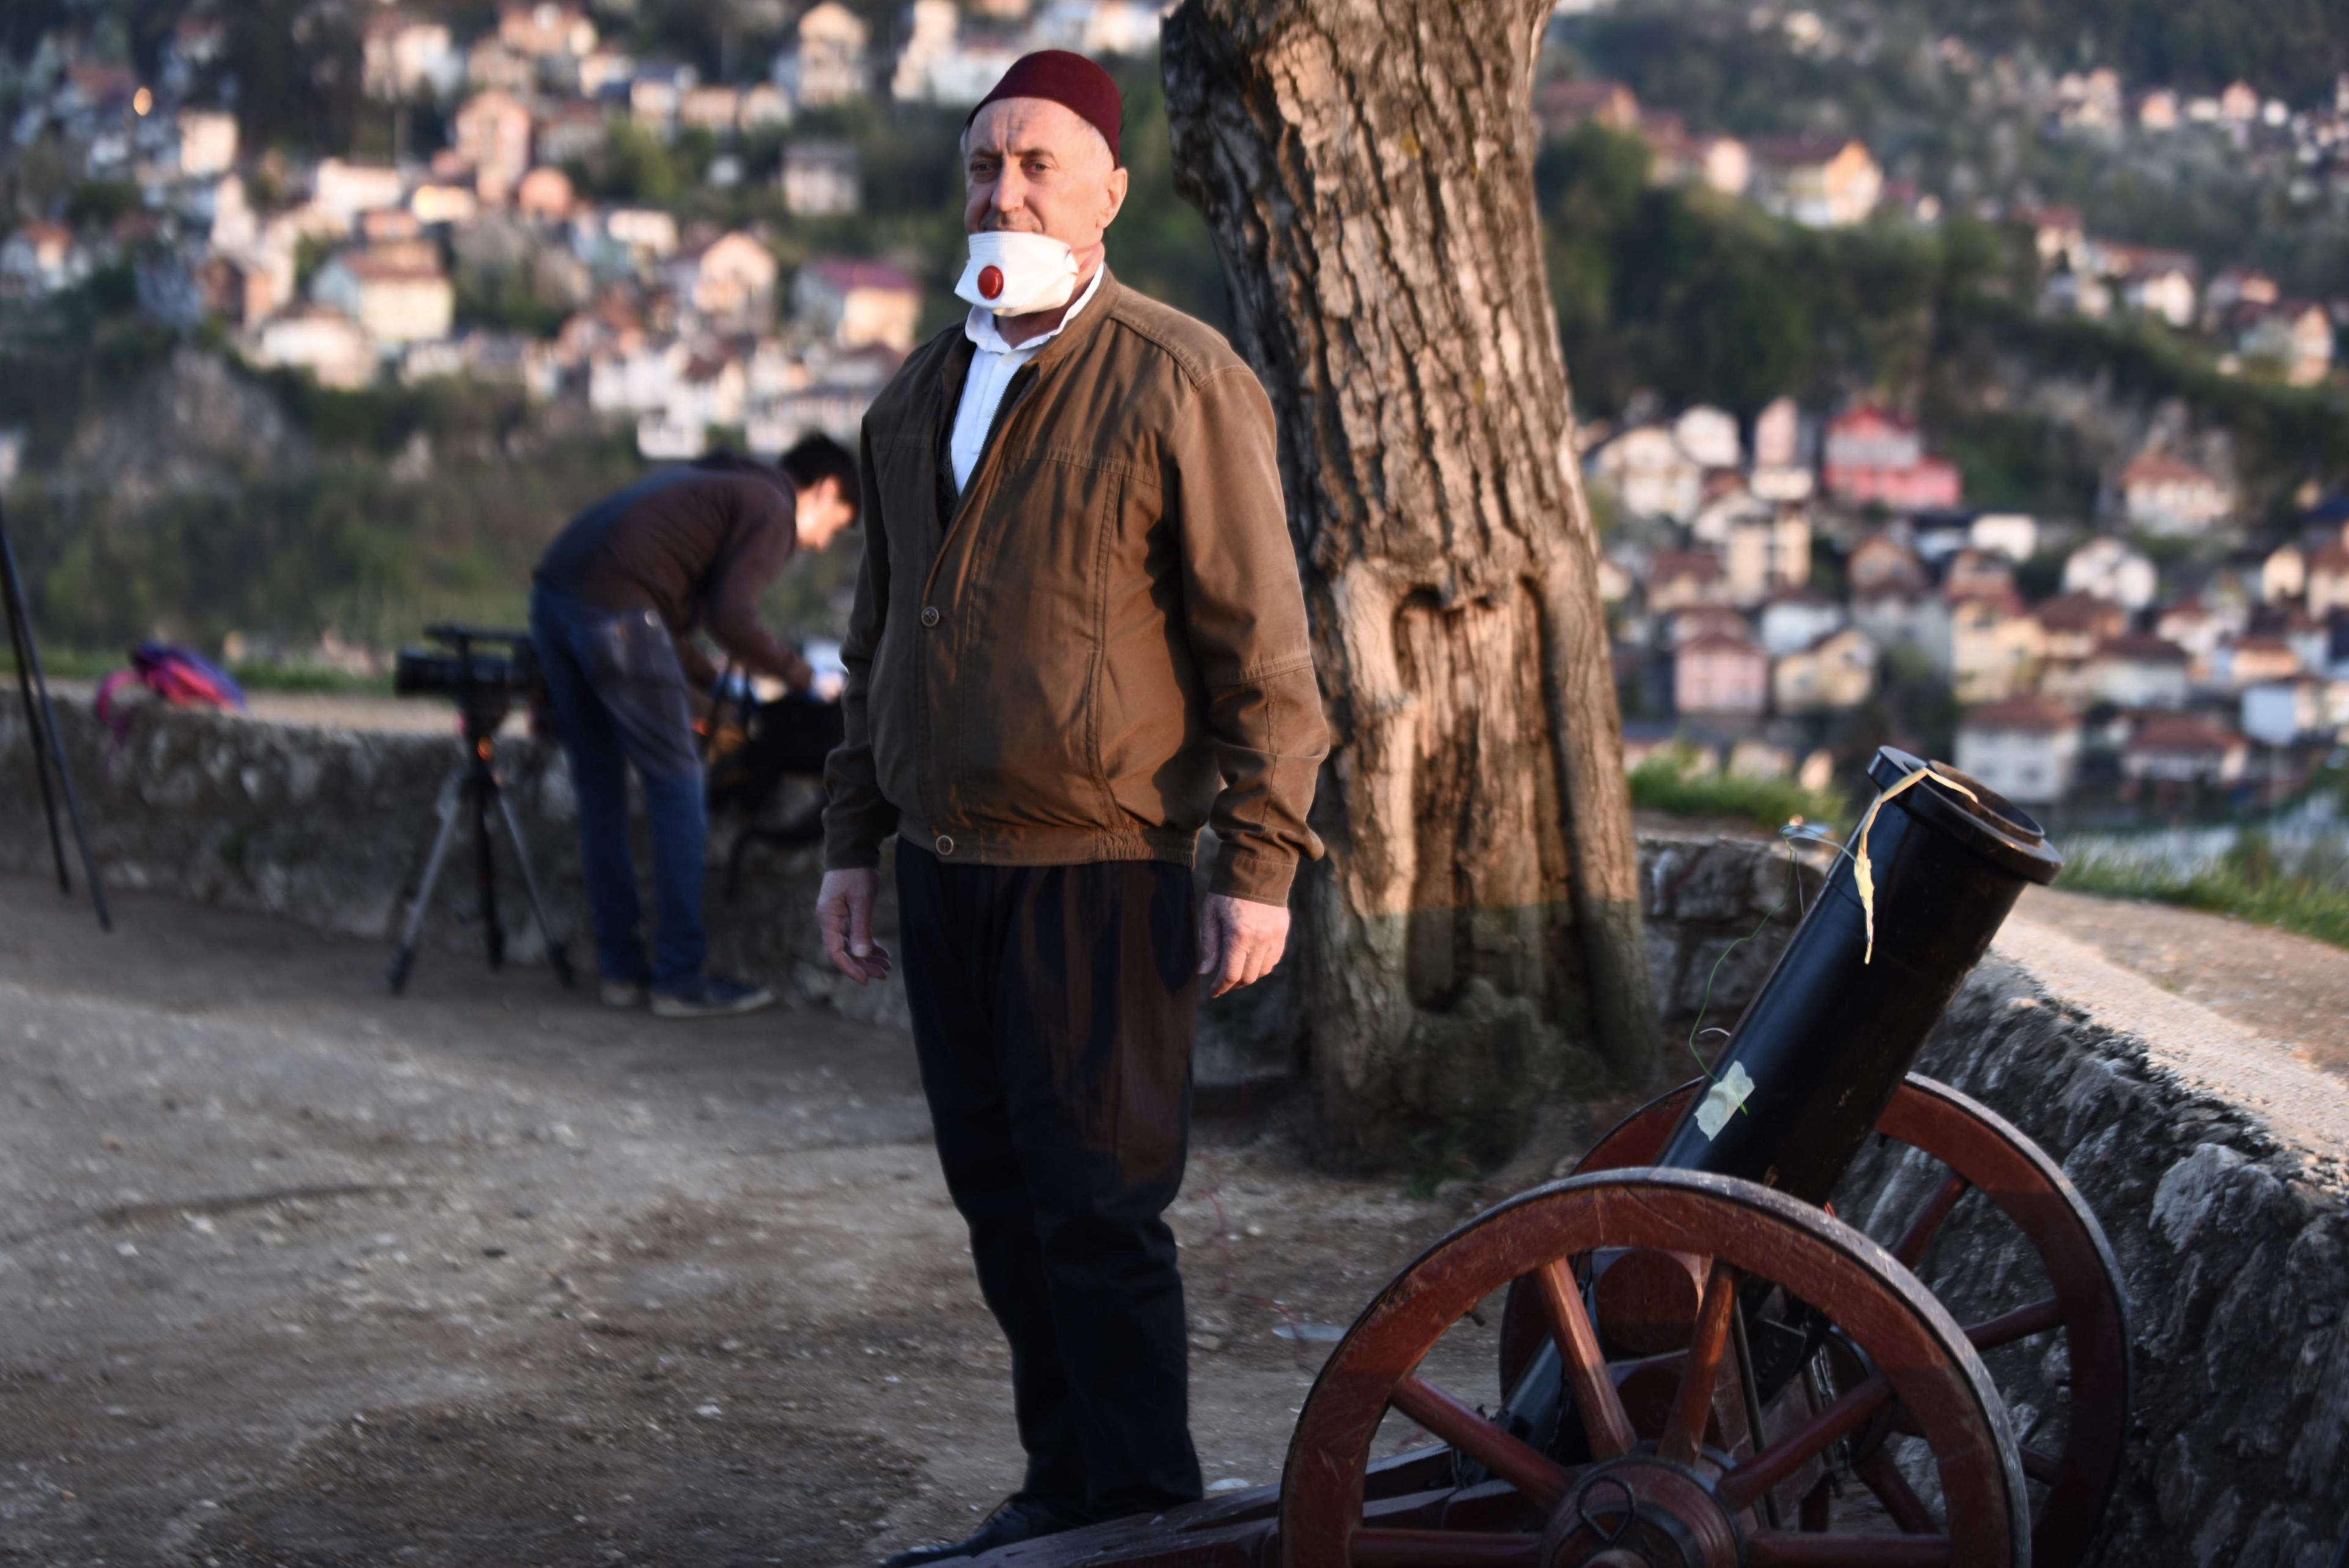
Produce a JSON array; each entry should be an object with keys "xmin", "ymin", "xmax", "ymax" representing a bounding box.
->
[{"xmin": 963, "ymin": 264, "xmax": 1106, "ymax": 356}]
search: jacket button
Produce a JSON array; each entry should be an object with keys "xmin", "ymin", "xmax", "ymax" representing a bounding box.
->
[
  {"xmin": 935, "ymin": 834, "xmax": 955, "ymax": 856},
  {"xmin": 919, "ymin": 606, "xmax": 941, "ymax": 628}
]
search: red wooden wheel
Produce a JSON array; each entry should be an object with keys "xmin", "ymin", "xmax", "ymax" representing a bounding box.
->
[
  {"xmin": 1278, "ymin": 1167, "xmax": 2025, "ymax": 1568},
  {"xmin": 1500, "ymin": 1073, "xmax": 2129, "ymax": 1567}
]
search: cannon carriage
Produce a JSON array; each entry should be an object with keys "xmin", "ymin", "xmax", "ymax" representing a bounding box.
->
[{"xmin": 974, "ymin": 748, "xmax": 2132, "ymax": 1568}]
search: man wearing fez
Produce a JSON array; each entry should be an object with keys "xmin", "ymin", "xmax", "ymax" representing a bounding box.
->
[{"xmin": 815, "ymin": 50, "xmax": 1327, "ymax": 1567}]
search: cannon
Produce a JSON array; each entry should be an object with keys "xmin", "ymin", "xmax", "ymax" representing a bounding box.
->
[{"xmin": 975, "ymin": 747, "xmax": 2131, "ymax": 1568}]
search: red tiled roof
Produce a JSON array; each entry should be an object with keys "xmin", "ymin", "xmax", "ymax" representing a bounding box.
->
[
  {"xmin": 2126, "ymin": 716, "xmax": 2242, "ymax": 754},
  {"xmin": 336, "ymin": 252, "xmax": 445, "ymax": 282},
  {"xmin": 802, "ymin": 257, "xmax": 919, "ymax": 294},
  {"xmin": 1947, "ymin": 589, "xmax": 2026, "ymax": 617},
  {"xmin": 1650, "ymin": 550, "xmax": 1723, "ymax": 581},
  {"xmin": 2035, "ymin": 592, "xmax": 2124, "ymax": 633},
  {"xmin": 1751, "ymin": 135, "xmax": 1862, "ymax": 167},
  {"xmin": 2094, "ymin": 633, "xmax": 2191, "ymax": 664},
  {"xmin": 2119, "ymin": 451, "xmax": 2219, "ymax": 488},
  {"xmin": 1961, "ymin": 696, "xmax": 2079, "ymax": 735},
  {"xmin": 1828, "ymin": 403, "xmax": 1917, "ymax": 435}
]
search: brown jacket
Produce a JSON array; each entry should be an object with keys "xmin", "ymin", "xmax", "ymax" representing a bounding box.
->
[{"xmin": 821, "ymin": 270, "xmax": 1326, "ymax": 904}]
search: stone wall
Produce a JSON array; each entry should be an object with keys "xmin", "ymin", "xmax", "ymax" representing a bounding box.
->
[
  {"xmin": 1861, "ymin": 924, "xmax": 2349, "ymax": 1568},
  {"xmin": 0, "ymin": 698, "xmax": 1814, "ymax": 1092},
  {"xmin": 0, "ymin": 693, "xmax": 902, "ymax": 1027},
  {"xmin": 7, "ymin": 697, "xmax": 2347, "ymax": 1564}
]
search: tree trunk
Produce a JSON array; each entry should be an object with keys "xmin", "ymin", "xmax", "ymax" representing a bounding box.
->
[{"xmin": 1163, "ymin": 0, "xmax": 1661, "ymax": 1164}]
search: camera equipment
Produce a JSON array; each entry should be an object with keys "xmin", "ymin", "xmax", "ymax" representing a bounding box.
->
[
  {"xmin": 0, "ymin": 499, "xmax": 108, "ymax": 931},
  {"xmin": 386, "ymin": 624, "xmax": 574, "ymax": 995},
  {"xmin": 702, "ymin": 668, "xmax": 843, "ymax": 899}
]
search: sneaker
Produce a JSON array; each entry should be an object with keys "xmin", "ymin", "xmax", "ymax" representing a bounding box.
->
[
  {"xmin": 878, "ymin": 1495, "xmax": 1087, "ymax": 1567},
  {"xmin": 599, "ymin": 979, "xmax": 650, "ymax": 1010},
  {"xmin": 649, "ymin": 973, "xmax": 776, "ymax": 1020}
]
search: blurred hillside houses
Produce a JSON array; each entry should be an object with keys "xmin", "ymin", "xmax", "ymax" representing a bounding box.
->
[
  {"xmin": 0, "ymin": 0, "xmax": 1173, "ymax": 466},
  {"xmin": 1586, "ymin": 384, "xmax": 2349, "ymax": 812}
]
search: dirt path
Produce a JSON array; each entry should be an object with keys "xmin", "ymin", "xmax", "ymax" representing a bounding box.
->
[
  {"xmin": 2017, "ymin": 886, "xmax": 2349, "ymax": 1084},
  {"xmin": 0, "ymin": 878, "xmax": 1540, "ymax": 1568}
]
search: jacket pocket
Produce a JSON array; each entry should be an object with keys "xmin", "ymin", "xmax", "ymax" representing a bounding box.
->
[{"xmin": 948, "ymin": 456, "xmax": 1113, "ymax": 831}]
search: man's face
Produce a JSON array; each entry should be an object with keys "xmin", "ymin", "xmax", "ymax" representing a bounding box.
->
[
  {"xmin": 962, "ymin": 97, "xmax": 1129, "ymax": 264},
  {"xmin": 796, "ymin": 478, "xmax": 856, "ymax": 553}
]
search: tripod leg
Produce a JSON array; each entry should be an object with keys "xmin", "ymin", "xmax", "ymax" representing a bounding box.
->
[
  {"xmin": 1, "ymin": 512, "xmax": 108, "ymax": 929},
  {"xmin": 5, "ymin": 596, "xmax": 70, "ymax": 893},
  {"xmin": 492, "ymin": 784, "xmax": 576, "ymax": 991},
  {"xmin": 389, "ymin": 765, "xmax": 466, "ymax": 993},
  {"xmin": 473, "ymin": 765, "xmax": 505, "ymax": 970}
]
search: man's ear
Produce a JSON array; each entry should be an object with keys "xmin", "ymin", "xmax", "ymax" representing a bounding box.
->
[
  {"xmin": 1102, "ymin": 165, "xmax": 1130, "ymax": 230},
  {"xmin": 822, "ymin": 477, "xmax": 859, "ymax": 531}
]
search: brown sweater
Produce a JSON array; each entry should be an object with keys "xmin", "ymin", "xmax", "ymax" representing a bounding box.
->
[
  {"xmin": 535, "ymin": 466, "xmax": 812, "ymax": 689},
  {"xmin": 822, "ymin": 270, "xmax": 1327, "ymax": 904}
]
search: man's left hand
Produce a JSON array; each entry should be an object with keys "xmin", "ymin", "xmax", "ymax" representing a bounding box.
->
[{"xmin": 1197, "ymin": 893, "xmax": 1291, "ymax": 999}]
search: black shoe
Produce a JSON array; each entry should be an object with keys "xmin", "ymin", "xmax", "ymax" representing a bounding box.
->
[
  {"xmin": 648, "ymin": 973, "xmax": 776, "ymax": 1019},
  {"xmin": 878, "ymin": 1495, "xmax": 1087, "ymax": 1567}
]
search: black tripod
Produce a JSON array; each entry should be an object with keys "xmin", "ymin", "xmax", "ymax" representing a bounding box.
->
[
  {"xmin": 0, "ymin": 499, "xmax": 109, "ymax": 931},
  {"xmin": 387, "ymin": 628, "xmax": 574, "ymax": 994}
]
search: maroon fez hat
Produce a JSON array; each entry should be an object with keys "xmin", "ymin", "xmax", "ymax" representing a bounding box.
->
[{"xmin": 965, "ymin": 50, "xmax": 1124, "ymax": 165}]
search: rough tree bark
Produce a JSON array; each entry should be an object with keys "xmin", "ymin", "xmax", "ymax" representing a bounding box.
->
[{"xmin": 1163, "ymin": 0, "xmax": 1661, "ymax": 1164}]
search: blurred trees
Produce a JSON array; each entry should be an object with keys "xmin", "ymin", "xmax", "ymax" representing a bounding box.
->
[
  {"xmin": 1534, "ymin": 125, "xmax": 1998, "ymax": 420},
  {"xmin": 1916, "ymin": 0, "xmax": 2349, "ymax": 105}
]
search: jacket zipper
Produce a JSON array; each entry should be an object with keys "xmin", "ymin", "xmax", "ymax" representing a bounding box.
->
[
  {"xmin": 919, "ymin": 360, "xmax": 1040, "ymax": 607},
  {"xmin": 914, "ymin": 357, "xmax": 1041, "ymax": 839}
]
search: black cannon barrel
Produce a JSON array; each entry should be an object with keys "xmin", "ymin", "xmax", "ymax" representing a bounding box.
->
[{"xmin": 1649, "ymin": 746, "xmax": 2063, "ymax": 1206}]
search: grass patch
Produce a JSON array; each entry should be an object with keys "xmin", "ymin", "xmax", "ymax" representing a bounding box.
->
[
  {"xmin": 1630, "ymin": 748, "xmax": 1847, "ymax": 834},
  {"xmin": 225, "ymin": 664, "xmax": 396, "ymax": 697},
  {"xmin": 2061, "ymin": 833, "xmax": 2349, "ymax": 953},
  {"xmin": 1402, "ymin": 1121, "xmax": 1483, "ymax": 1201}
]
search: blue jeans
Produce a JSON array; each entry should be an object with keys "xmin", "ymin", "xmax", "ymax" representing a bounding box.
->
[{"xmin": 530, "ymin": 582, "xmax": 708, "ymax": 990}]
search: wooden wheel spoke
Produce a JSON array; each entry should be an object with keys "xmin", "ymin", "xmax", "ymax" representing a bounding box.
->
[
  {"xmin": 1745, "ymin": 1531, "xmax": 1953, "ymax": 1566},
  {"xmin": 1660, "ymin": 1259, "xmax": 1739, "ymax": 1466},
  {"xmin": 1349, "ymin": 1528, "xmax": 1545, "ymax": 1567},
  {"xmin": 1856, "ymin": 1446, "xmax": 1938, "ymax": 1534},
  {"xmin": 1720, "ymin": 1372, "xmax": 1893, "ymax": 1512},
  {"xmin": 1890, "ymin": 1170, "xmax": 1971, "ymax": 1269},
  {"xmin": 1964, "ymin": 1294, "xmax": 2065, "ymax": 1351},
  {"xmin": 2020, "ymin": 1444, "xmax": 2063, "ymax": 1484},
  {"xmin": 1388, "ymin": 1376, "xmax": 1573, "ymax": 1512},
  {"xmin": 1534, "ymin": 1257, "xmax": 1636, "ymax": 1459}
]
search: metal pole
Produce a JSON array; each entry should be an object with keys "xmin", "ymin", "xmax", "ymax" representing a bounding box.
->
[
  {"xmin": 5, "ymin": 568, "xmax": 70, "ymax": 890},
  {"xmin": 388, "ymin": 763, "xmax": 466, "ymax": 993},
  {"xmin": 494, "ymin": 784, "xmax": 576, "ymax": 990},
  {"xmin": 472, "ymin": 746, "xmax": 505, "ymax": 970},
  {"xmin": 0, "ymin": 501, "xmax": 109, "ymax": 930}
]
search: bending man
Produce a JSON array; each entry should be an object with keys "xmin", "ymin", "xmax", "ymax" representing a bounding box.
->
[{"xmin": 534, "ymin": 437, "xmax": 857, "ymax": 1019}]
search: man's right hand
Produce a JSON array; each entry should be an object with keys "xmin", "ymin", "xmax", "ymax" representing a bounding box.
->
[{"xmin": 816, "ymin": 868, "xmax": 892, "ymax": 984}]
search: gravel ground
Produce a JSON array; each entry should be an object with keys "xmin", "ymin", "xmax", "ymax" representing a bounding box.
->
[
  {"xmin": 8, "ymin": 863, "xmax": 2316, "ymax": 1566},
  {"xmin": 0, "ymin": 877, "xmax": 1536, "ymax": 1568}
]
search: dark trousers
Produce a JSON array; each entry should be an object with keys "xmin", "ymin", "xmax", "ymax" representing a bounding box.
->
[
  {"xmin": 530, "ymin": 582, "xmax": 708, "ymax": 989},
  {"xmin": 894, "ymin": 843, "xmax": 1204, "ymax": 1520}
]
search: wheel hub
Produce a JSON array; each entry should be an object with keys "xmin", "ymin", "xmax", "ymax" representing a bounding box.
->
[{"xmin": 1538, "ymin": 1458, "xmax": 1740, "ymax": 1568}]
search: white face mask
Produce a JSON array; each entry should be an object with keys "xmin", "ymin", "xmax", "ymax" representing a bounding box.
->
[{"xmin": 954, "ymin": 230, "xmax": 1081, "ymax": 317}]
